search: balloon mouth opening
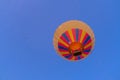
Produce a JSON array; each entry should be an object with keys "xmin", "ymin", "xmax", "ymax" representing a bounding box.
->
[
  {"xmin": 73, "ymin": 50, "xmax": 82, "ymax": 56},
  {"xmin": 68, "ymin": 42, "xmax": 84, "ymax": 56}
]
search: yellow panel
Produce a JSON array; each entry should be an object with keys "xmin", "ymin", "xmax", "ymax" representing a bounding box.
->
[
  {"xmin": 60, "ymin": 52, "xmax": 69, "ymax": 55},
  {"xmin": 82, "ymin": 53, "xmax": 87, "ymax": 57},
  {"xmin": 68, "ymin": 29, "xmax": 74, "ymax": 42},
  {"xmin": 58, "ymin": 39, "xmax": 69, "ymax": 47},
  {"xmin": 84, "ymin": 42, "xmax": 92, "ymax": 49},
  {"xmin": 80, "ymin": 30, "xmax": 86, "ymax": 43},
  {"xmin": 71, "ymin": 56, "xmax": 75, "ymax": 60}
]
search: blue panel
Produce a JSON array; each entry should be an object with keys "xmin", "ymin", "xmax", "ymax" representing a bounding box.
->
[
  {"xmin": 77, "ymin": 56, "xmax": 81, "ymax": 60},
  {"xmin": 65, "ymin": 54, "xmax": 72, "ymax": 58},
  {"xmin": 62, "ymin": 33, "xmax": 70, "ymax": 42},
  {"xmin": 76, "ymin": 29, "xmax": 79, "ymax": 41},
  {"xmin": 84, "ymin": 49, "xmax": 91, "ymax": 52},
  {"xmin": 83, "ymin": 36, "xmax": 90, "ymax": 45},
  {"xmin": 58, "ymin": 45, "xmax": 68, "ymax": 51}
]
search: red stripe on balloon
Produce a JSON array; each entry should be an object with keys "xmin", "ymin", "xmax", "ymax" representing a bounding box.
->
[
  {"xmin": 78, "ymin": 29, "xmax": 82, "ymax": 42},
  {"xmin": 83, "ymin": 52, "xmax": 89, "ymax": 55},
  {"xmin": 84, "ymin": 45, "xmax": 92, "ymax": 50},
  {"xmin": 82, "ymin": 33, "xmax": 88, "ymax": 43},
  {"xmin": 80, "ymin": 55, "xmax": 84, "ymax": 59},
  {"xmin": 59, "ymin": 49, "xmax": 68, "ymax": 52},
  {"xmin": 75, "ymin": 56, "xmax": 78, "ymax": 60},
  {"xmin": 62, "ymin": 54, "xmax": 70, "ymax": 56}
]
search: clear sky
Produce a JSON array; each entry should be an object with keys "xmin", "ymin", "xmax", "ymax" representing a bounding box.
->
[{"xmin": 0, "ymin": 0, "xmax": 120, "ymax": 80}]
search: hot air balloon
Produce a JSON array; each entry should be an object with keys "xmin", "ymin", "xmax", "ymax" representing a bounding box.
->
[{"xmin": 53, "ymin": 20, "xmax": 95, "ymax": 61}]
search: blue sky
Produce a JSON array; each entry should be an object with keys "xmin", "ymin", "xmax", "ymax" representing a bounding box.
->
[{"xmin": 0, "ymin": 0, "xmax": 120, "ymax": 80}]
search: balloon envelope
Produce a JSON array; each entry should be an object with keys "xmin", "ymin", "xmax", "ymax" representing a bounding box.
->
[{"xmin": 53, "ymin": 20, "xmax": 95, "ymax": 61}]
